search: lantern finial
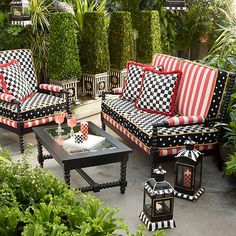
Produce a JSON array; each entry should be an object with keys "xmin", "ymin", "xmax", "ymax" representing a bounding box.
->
[{"xmin": 153, "ymin": 166, "xmax": 166, "ymax": 182}]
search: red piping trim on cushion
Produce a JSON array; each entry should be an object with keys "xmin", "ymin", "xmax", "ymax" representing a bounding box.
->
[
  {"xmin": 134, "ymin": 68, "xmax": 182, "ymax": 116},
  {"xmin": 0, "ymin": 59, "xmax": 17, "ymax": 68}
]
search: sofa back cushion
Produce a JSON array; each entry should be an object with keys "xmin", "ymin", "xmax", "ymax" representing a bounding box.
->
[
  {"xmin": 121, "ymin": 61, "xmax": 162, "ymax": 102},
  {"xmin": 175, "ymin": 60, "xmax": 227, "ymax": 118},
  {"xmin": 152, "ymin": 53, "xmax": 181, "ymax": 72},
  {"xmin": 0, "ymin": 49, "xmax": 37, "ymax": 93}
]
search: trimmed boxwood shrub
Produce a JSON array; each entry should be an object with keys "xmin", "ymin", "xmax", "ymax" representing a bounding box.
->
[
  {"xmin": 47, "ymin": 12, "xmax": 81, "ymax": 80},
  {"xmin": 108, "ymin": 11, "xmax": 134, "ymax": 70},
  {"xmin": 137, "ymin": 10, "xmax": 162, "ymax": 64},
  {"xmin": 80, "ymin": 12, "xmax": 110, "ymax": 74}
]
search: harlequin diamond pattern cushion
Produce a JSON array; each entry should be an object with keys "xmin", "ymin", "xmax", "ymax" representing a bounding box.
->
[
  {"xmin": 0, "ymin": 49, "xmax": 37, "ymax": 93},
  {"xmin": 0, "ymin": 93, "xmax": 66, "ymax": 121},
  {"xmin": 121, "ymin": 61, "xmax": 163, "ymax": 102},
  {"xmin": 135, "ymin": 68, "xmax": 182, "ymax": 116},
  {"xmin": 0, "ymin": 60, "xmax": 33, "ymax": 101}
]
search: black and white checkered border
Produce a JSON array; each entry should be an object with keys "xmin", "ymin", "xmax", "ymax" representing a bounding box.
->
[
  {"xmin": 139, "ymin": 211, "xmax": 176, "ymax": 231},
  {"xmin": 164, "ymin": 6, "xmax": 188, "ymax": 11},
  {"xmin": 144, "ymin": 182, "xmax": 174, "ymax": 196},
  {"xmin": 174, "ymin": 188, "xmax": 205, "ymax": 202}
]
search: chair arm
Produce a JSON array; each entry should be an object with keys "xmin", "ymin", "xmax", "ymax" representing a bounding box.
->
[
  {"xmin": 112, "ymin": 87, "xmax": 123, "ymax": 94},
  {"xmin": 0, "ymin": 92, "xmax": 19, "ymax": 104},
  {"xmin": 39, "ymin": 84, "xmax": 64, "ymax": 93}
]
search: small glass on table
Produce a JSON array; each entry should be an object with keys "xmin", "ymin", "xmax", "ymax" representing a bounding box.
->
[
  {"xmin": 55, "ymin": 112, "xmax": 66, "ymax": 134},
  {"xmin": 67, "ymin": 114, "xmax": 77, "ymax": 137}
]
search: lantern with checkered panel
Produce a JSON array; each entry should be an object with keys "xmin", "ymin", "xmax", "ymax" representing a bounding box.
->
[{"xmin": 174, "ymin": 140, "xmax": 205, "ymax": 202}]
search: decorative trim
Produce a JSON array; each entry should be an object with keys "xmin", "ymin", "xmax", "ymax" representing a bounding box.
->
[
  {"xmin": 144, "ymin": 182, "xmax": 174, "ymax": 196},
  {"xmin": 139, "ymin": 211, "xmax": 176, "ymax": 231},
  {"xmin": 174, "ymin": 188, "xmax": 205, "ymax": 202}
]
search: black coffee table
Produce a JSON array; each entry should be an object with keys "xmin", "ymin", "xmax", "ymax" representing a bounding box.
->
[{"xmin": 33, "ymin": 121, "xmax": 132, "ymax": 193}]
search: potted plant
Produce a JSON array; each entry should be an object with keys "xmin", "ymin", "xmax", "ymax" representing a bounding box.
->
[
  {"xmin": 136, "ymin": 10, "xmax": 162, "ymax": 64},
  {"xmin": 80, "ymin": 11, "xmax": 110, "ymax": 98},
  {"xmin": 108, "ymin": 11, "xmax": 134, "ymax": 90},
  {"xmin": 47, "ymin": 12, "xmax": 81, "ymax": 103}
]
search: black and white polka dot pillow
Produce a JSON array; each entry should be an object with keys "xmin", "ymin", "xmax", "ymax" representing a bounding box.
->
[
  {"xmin": 121, "ymin": 61, "xmax": 163, "ymax": 102},
  {"xmin": 135, "ymin": 68, "xmax": 182, "ymax": 116},
  {"xmin": 0, "ymin": 60, "xmax": 33, "ymax": 102}
]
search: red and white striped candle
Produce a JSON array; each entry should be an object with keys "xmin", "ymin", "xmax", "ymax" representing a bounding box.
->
[
  {"xmin": 80, "ymin": 121, "xmax": 88, "ymax": 140},
  {"xmin": 183, "ymin": 169, "xmax": 192, "ymax": 188}
]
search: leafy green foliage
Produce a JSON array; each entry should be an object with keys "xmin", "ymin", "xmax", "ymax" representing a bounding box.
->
[
  {"xmin": 0, "ymin": 149, "xmax": 132, "ymax": 235},
  {"xmin": 225, "ymin": 152, "xmax": 236, "ymax": 175},
  {"xmin": 108, "ymin": 11, "xmax": 134, "ymax": 69},
  {"xmin": 47, "ymin": 12, "xmax": 81, "ymax": 80},
  {"xmin": 136, "ymin": 10, "xmax": 162, "ymax": 64},
  {"xmin": 80, "ymin": 12, "xmax": 110, "ymax": 74}
]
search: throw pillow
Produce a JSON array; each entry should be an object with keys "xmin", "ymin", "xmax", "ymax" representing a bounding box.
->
[
  {"xmin": 121, "ymin": 61, "xmax": 163, "ymax": 102},
  {"xmin": 134, "ymin": 68, "xmax": 182, "ymax": 116},
  {"xmin": 0, "ymin": 60, "xmax": 33, "ymax": 102}
]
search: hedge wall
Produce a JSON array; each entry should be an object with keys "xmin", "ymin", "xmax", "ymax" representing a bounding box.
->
[
  {"xmin": 137, "ymin": 10, "xmax": 162, "ymax": 64},
  {"xmin": 108, "ymin": 11, "xmax": 134, "ymax": 70},
  {"xmin": 47, "ymin": 12, "xmax": 81, "ymax": 80},
  {"xmin": 80, "ymin": 12, "xmax": 110, "ymax": 74}
]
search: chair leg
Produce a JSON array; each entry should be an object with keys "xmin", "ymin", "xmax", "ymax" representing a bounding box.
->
[
  {"xmin": 101, "ymin": 112, "xmax": 106, "ymax": 131},
  {"xmin": 19, "ymin": 133, "xmax": 24, "ymax": 153}
]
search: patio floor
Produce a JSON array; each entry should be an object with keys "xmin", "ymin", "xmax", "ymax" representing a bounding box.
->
[{"xmin": 1, "ymin": 100, "xmax": 236, "ymax": 236}]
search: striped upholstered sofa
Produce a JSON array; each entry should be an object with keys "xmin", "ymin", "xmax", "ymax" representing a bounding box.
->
[
  {"xmin": 0, "ymin": 49, "xmax": 71, "ymax": 152},
  {"xmin": 101, "ymin": 53, "xmax": 236, "ymax": 173}
]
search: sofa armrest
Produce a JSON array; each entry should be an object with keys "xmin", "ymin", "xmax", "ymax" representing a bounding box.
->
[
  {"xmin": 0, "ymin": 92, "xmax": 19, "ymax": 104},
  {"xmin": 39, "ymin": 84, "xmax": 63, "ymax": 93},
  {"xmin": 164, "ymin": 115, "xmax": 205, "ymax": 126}
]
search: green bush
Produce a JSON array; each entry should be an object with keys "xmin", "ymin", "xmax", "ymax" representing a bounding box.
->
[
  {"xmin": 80, "ymin": 12, "xmax": 110, "ymax": 74},
  {"xmin": 136, "ymin": 10, "xmax": 162, "ymax": 64},
  {"xmin": 108, "ymin": 11, "xmax": 134, "ymax": 70},
  {"xmin": 47, "ymin": 12, "xmax": 81, "ymax": 80}
]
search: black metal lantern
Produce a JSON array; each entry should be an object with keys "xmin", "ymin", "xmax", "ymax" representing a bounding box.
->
[
  {"xmin": 174, "ymin": 140, "xmax": 205, "ymax": 202},
  {"xmin": 139, "ymin": 166, "xmax": 176, "ymax": 231},
  {"xmin": 164, "ymin": 0, "xmax": 188, "ymax": 11},
  {"xmin": 10, "ymin": 0, "xmax": 31, "ymax": 26}
]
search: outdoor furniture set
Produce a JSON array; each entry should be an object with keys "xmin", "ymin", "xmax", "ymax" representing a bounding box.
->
[{"xmin": 101, "ymin": 53, "xmax": 236, "ymax": 174}]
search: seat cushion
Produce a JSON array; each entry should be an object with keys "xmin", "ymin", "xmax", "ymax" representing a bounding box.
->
[
  {"xmin": 102, "ymin": 98, "xmax": 219, "ymax": 156},
  {"xmin": 0, "ymin": 60, "xmax": 33, "ymax": 101},
  {"xmin": 0, "ymin": 92, "xmax": 66, "ymax": 121}
]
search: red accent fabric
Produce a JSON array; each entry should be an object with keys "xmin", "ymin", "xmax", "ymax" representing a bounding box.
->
[
  {"xmin": 112, "ymin": 87, "xmax": 122, "ymax": 94},
  {"xmin": 134, "ymin": 68, "xmax": 182, "ymax": 116},
  {"xmin": 152, "ymin": 54, "xmax": 181, "ymax": 72},
  {"xmin": 102, "ymin": 113, "xmax": 216, "ymax": 157},
  {"xmin": 0, "ymin": 59, "xmax": 17, "ymax": 68},
  {"xmin": 166, "ymin": 115, "xmax": 205, "ymax": 126},
  {"xmin": 39, "ymin": 84, "xmax": 62, "ymax": 92},
  {"xmin": 176, "ymin": 60, "xmax": 217, "ymax": 117},
  {"xmin": 0, "ymin": 92, "xmax": 16, "ymax": 102}
]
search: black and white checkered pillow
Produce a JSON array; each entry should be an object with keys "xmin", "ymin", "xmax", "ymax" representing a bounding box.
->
[
  {"xmin": 121, "ymin": 61, "xmax": 163, "ymax": 102},
  {"xmin": 0, "ymin": 60, "xmax": 33, "ymax": 101},
  {"xmin": 134, "ymin": 68, "xmax": 181, "ymax": 116}
]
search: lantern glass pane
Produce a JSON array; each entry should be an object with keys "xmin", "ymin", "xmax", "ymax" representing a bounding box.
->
[
  {"xmin": 177, "ymin": 164, "xmax": 193, "ymax": 189},
  {"xmin": 144, "ymin": 192, "xmax": 152, "ymax": 215},
  {"xmin": 12, "ymin": 7, "xmax": 22, "ymax": 16},
  {"xmin": 195, "ymin": 162, "xmax": 201, "ymax": 189},
  {"xmin": 154, "ymin": 199, "xmax": 171, "ymax": 216}
]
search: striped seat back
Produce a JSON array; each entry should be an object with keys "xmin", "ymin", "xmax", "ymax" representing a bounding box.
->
[
  {"xmin": 152, "ymin": 53, "xmax": 181, "ymax": 72},
  {"xmin": 0, "ymin": 49, "xmax": 38, "ymax": 93},
  {"xmin": 176, "ymin": 60, "xmax": 228, "ymax": 118}
]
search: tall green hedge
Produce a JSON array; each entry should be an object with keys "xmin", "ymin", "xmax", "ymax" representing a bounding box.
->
[
  {"xmin": 108, "ymin": 11, "xmax": 134, "ymax": 70},
  {"xmin": 80, "ymin": 12, "xmax": 110, "ymax": 74},
  {"xmin": 137, "ymin": 11, "xmax": 162, "ymax": 64},
  {"xmin": 47, "ymin": 12, "xmax": 81, "ymax": 80}
]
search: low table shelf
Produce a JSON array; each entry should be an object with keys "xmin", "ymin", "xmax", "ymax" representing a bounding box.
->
[{"xmin": 33, "ymin": 121, "xmax": 132, "ymax": 193}]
